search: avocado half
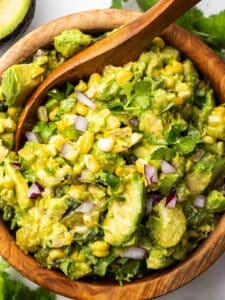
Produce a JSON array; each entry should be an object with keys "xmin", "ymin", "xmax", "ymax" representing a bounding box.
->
[{"xmin": 0, "ymin": 0, "xmax": 36, "ymax": 44}]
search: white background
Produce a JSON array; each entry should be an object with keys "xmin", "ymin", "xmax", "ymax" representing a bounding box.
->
[{"xmin": 1, "ymin": 1, "xmax": 225, "ymax": 299}]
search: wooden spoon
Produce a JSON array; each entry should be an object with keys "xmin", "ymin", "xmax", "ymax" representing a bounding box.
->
[{"xmin": 15, "ymin": 0, "xmax": 200, "ymax": 149}]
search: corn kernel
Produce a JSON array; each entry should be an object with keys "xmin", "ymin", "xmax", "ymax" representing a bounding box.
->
[
  {"xmin": 88, "ymin": 73, "xmax": 101, "ymax": 88},
  {"xmin": 208, "ymin": 106, "xmax": 225, "ymax": 126},
  {"xmin": 48, "ymin": 249, "xmax": 65, "ymax": 261},
  {"xmin": 75, "ymin": 102, "xmax": 88, "ymax": 116},
  {"xmin": 172, "ymin": 96, "xmax": 184, "ymax": 106},
  {"xmin": 56, "ymin": 120, "xmax": 66, "ymax": 132},
  {"xmin": 165, "ymin": 77, "xmax": 176, "ymax": 89},
  {"xmin": 49, "ymin": 107, "xmax": 60, "ymax": 121},
  {"xmin": 3, "ymin": 175, "xmax": 14, "ymax": 189},
  {"xmin": 116, "ymin": 70, "xmax": 133, "ymax": 85},
  {"xmin": 68, "ymin": 184, "xmax": 88, "ymax": 201},
  {"xmin": 79, "ymin": 132, "xmax": 94, "ymax": 154},
  {"xmin": 84, "ymin": 154, "xmax": 100, "ymax": 173},
  {"xmin": 4, "ymin": 118, "xmax": 16, "ymax": 132},
  {"xmin": 86, "ymin": 73, "xmax": 101, "ymax": 98},
  {"xmin": 75, "ymin": 80, "xmax": 88, "ymax": 92},
  {"xmin": 165, "ymin": 60, "xmax": 183, "ymax": 75},
  {"xmin": 49, "ymin": 135, "xmax": 66, "ymax": 151},
  {"xmin": 203, "ymin": 135, "xmax": 215, "ymax": 144},
  {"xmin": 135, "ymin": 159, "xmax": 146, "ymax": 174},
  {"xmin": 92, "ymin": 241, "xmax": 110, "ymax": 257},
  {"xmin": 115, "ymin": 165, "xmax": 136, "ymax": 177},
  {"xmin": 0, "ymin": 123, "xmax": 4, "ymax": 134},
  {"xmin": 7, "ymin": 107, "xmax": 21, "ymax": 120},
  {"xmin": 152, "ymin": 37, "xmax": 165, "ymax": 49}
]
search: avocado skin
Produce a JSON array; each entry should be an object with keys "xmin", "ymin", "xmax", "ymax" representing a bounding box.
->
[{"xmin": 0, "ymin": 0, "xmax": 36, "ymax": 45}]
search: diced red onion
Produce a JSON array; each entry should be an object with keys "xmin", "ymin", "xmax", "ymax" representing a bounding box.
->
[
  {"xmin": 166, "ymin": 191, "xmax": 177, "ymax": 208},
  {"xmin": 121, "ymin": 247, "xmax": 147, "ymax": 260},
  {"xmin": 144, "ymin": 165, "xmax": 158, "ymax": 184},
  {"xmin": 76, "ymin": 92, "xmax": 96, "ymax": 109},
  {"xmin": 193, "ymin": 195, "xmax": 206, "ymax": 208},
  {"xmin": 28, "ymin": 182, "xmax": 43, "ymax": 199},
  {"xmin": 145, "ymin": 192, "xmax": 163, "ymax": 215},
  {"xmin": 25, "ymin": 131, "xmax": 42, "ymax": 142},
  {"xmin": 75, "ymin": 116, "xmax": 88, "ymax": 132},
  {"xmin": 60, "ymin": 143, "xmax": 74, "ymax": 158},
  {"xmin": 161, "ymin": 160, "xmax": 176, "ymax": 174},
  {"xmin": 75, "ymin": 201, "xmax": 96, "ymax": 213},
  {"xmin": 10, "ymin": 162, "xmax": 21, "ymax": 170},
  {"xmin": 129, "ymin": 117, "xmax": 139, "ymax": 127}
]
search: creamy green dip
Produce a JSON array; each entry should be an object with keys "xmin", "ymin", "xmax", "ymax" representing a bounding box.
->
[{"xmin": 0, "ymin": 30, "xmax": 225, "ymax": 284}]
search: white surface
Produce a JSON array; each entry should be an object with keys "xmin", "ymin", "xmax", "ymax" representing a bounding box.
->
[{"xmin": 1, "ymin": 1, "xmax": 225, "ymax": 299}]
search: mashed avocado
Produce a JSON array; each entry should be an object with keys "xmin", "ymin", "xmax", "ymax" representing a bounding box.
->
[{"xmin": 0, "ymin": 31, "xmax": 225, "ymax": 284}]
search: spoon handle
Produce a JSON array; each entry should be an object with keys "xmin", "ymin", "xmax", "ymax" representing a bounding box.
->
[
  {"xmin": 42, "ymin": 0, "xmax": 201, "ymax": 84},
  {"xmin": 16, "ymin": 0, "xmax": 200, "ymax": 148}
]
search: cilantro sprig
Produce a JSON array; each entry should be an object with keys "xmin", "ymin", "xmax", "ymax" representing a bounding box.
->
[{"xmin": 0, "ymin": 258, "xmax": 55, "ymax": 300}]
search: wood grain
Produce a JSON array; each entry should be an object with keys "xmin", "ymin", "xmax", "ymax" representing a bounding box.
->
[
  {"xmin": 14, "ymin": 0, "xmax": 200, "ymax": 148},
  {"xmin": 1, "ymin": 8, "xmax": 225, "ymax": 300}
]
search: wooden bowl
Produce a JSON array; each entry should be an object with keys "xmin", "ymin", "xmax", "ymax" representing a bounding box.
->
[{"xmin": 1, "ymin": 9, "xmax": 225, "ymax": 300}]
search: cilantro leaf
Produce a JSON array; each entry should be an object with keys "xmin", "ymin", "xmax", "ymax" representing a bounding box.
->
[
  {"xmin": 98, "ymin": 171, "xmax": 122, "ymax": 189},
  {"xmin": 110, "ymin": 259, "xmax": 141, "ymax": 285},
  {"xmin": 116, "ymin": 0, "xmax": 225, "ymax": 57},
  {"xmin": 0, "ymin": 260, "xmax": 9, "ymax": 272},
  {"xmin": 137, "ymin": 0, "xmax": 158, "ymax": 11},
  {"xmin": 132, "ymin": 79, "xmax": 152, "ymax": 109},
  {"xmin": 65, "ymin": 82, "xmax": 74, "ymax": 97},
  {"xmin": 164, "ymin": 124, "xmax": 183, "ymax": 145},
  {"xmin": 143, "ymin": 133, "xmax": 167, "ymax": 145},
  {"xmin": 177, "ymin": 9, "xmax": 225, "ymax": 53},
  {"xmin": 47, "ymin": 88, "xmax": 64, "ymax": 101},
  {"xmin": 151, "ymin": 147, "xmax": 176, "ymax": 162},
  {"xmin": 175, "ymin": 136, "xmax": 200, "ymax": 155},
  {"xmin": 0, "ymin": 258, "xmax": 55, "ymax": 300},
  {"xmin": 159, "ymin": 174, "xmax": 180, "ymax": 196},
  {"xmin": 121, "ymin": 79, "xmax": 152, "ymax": 110},
  {"xmin": 111, "ymin": 0, "xmax": 128, "ymax": 8},
  {"xmin": 33, "ymin": 121, "xmax": 57, "ymax": 142}
]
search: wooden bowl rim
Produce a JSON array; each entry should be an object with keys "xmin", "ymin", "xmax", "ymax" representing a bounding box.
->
[{"xmin": 1, "ymin": 9, "xmax": 225, "ymax": 300}]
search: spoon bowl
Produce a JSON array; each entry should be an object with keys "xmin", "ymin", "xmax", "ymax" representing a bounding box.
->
[{"xmin": 1, "ymin": 8, "xmax": 225, "ymax": 300}]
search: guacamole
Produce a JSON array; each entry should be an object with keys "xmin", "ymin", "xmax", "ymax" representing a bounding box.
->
[{"xmin": 1, "ymin": 30, "xmax": 225, "ymax": 284}]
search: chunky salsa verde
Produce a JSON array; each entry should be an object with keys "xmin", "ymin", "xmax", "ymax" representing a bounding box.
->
[{"xmin": 1, "ymin": 29, "xmax": 225, "ymax": 283}]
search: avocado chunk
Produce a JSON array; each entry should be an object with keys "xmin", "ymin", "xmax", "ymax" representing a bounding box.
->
[
  {"xmin": 5, "ymin": 162, "xmax": 32, "ymax": 210},
  {"xmin": 146, "ymin": 247, "xmax": 174, "ymax": 269},
  {"xmin": 206, "ymin": 190, "xmax": 225, "ymax": 213},
  {"xmin": 148, "ymin": 200, "xmax": 186, "ymax": 248},
  {"xmin": 184, "ymin": 153, "xmax": 225, "ymax": 196},
  {"xmin": 0, "ymin": 0, "xmax": 35, "ymax": 43},
  {"xmin": 2, "ymin": 63, "xmax": 45, "ymax": 106},
  {"xmin": 103, "ymin": 175, "xmax": 144, "ymax": 246},
  {"xmin": 54, "ymin": 29, "xmax": 92, "ymax": 58}
]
